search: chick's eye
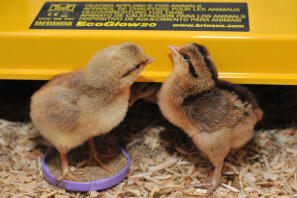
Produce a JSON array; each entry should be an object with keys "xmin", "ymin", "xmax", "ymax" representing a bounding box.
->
[
  {"xmin": 182, "ymin": 54, "xmax": 190, "ymax": 61},
  {"xmin": 135, "ymin": 63, "xmax": 141, "ymax": 69}
]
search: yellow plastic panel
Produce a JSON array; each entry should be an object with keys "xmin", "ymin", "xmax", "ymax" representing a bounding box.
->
[{"xmin": 0, "ymin": 0, "xmax": 297, "ymax": 84}]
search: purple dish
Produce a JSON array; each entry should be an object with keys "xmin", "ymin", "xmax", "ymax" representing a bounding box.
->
[{"xmin": 42, "ymin": 141, "xmax": 130, "ymax": 192}]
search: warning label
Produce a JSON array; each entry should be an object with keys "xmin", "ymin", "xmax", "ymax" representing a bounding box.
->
[{"xmin": 30, "ymin": 2, "xmax": 249, "ymax": 31}]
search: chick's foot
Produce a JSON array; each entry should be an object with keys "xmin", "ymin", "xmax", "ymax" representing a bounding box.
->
[
  {"xmin": 204, "ymin": 160, "xmax": 224, "ymax": 198},
  {"xmin": 59, "ymin": 152, "xmax": 80, "ymax": 181},
  {"xmin": 78, "ymin": 139, "xmax": 111, "ymax": 173}
]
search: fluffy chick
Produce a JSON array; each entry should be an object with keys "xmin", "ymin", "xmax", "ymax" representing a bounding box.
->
[
  {"xmin": 129, "ymin": 82, "xmax": 160, "ymax": 106},
  {"xmin": 30, "ymin": 43, "xmax": 154, "ymax": 181},
  {"xmin": 158, "ymin": 43, "xmax": 262, "ymax": 197}
]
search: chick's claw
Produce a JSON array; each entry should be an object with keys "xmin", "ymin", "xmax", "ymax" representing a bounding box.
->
[
  {"xmin": 60, "ymin": 168, "xmax": 80, "ymax": 182},
  {"xmin": 59, "ymin": 153, "xmax": 80, "ymax": 182}
]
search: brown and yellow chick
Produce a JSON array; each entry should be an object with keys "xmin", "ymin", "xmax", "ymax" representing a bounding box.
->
[
  {"xmin": 158, "ymin": 43, "xmax": 262, "ymax": 197},
  {"xmin": 129, "ymin": 82, "xmax": 160, "ymax": 106},
  {"xmin": 30, "ymin": 43, "xmax": 154, "ymax": 181}
]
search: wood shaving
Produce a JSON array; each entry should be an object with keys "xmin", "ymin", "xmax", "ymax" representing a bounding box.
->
[
  {"xmin": 221, "ymin": 183, "xmax": 240, "ymax": 192},
  {"xmin": 148, "ymin": 158, "xmax": 177, "ymax": 172}
]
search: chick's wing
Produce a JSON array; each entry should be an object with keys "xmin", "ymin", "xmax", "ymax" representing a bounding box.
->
[
  {"xmin": 181, "ymin": 87, "xmax": 231, "ymax": 132},
  {"xmin": 45, "ymin": 88, "xmax": 81, "ymax": 131}
]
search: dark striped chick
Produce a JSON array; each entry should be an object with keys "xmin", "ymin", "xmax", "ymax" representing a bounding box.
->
[{"xmin": 158, "ymin": 43, "xmax": 262, "ymax": 197}]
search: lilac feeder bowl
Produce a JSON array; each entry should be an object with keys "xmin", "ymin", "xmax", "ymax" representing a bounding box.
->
[{"xmin": 42, "ymin": 141, "xmax": 130, "ymax": 192}]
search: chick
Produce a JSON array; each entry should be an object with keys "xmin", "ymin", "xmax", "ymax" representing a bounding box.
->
[
  {"xmin": 129, "ymin": 82, "xmax": 160, "ymax": 106},
  {"xmin": 158, "ymin": 43, "xmax": 262, "ymax": 197},
  {"xmin": 30, "ymin": 43, "xmax": 154, "ymax": 181}
]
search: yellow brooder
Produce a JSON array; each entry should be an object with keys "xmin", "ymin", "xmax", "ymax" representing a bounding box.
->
[{"xmin": 0, "ymin": 0, "xmax": 296, "ymax": 84}]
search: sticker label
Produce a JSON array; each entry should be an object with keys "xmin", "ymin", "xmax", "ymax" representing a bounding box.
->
[{"xmin": 30, "ymin": 2, "xmax": 249, "ymax": 31}]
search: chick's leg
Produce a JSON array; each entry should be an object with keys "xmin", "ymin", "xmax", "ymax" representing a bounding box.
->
[
  {"xmin": 59, "ymin": 152, "xmax": 80, "ymax": 181},
  {"xmin": 189, "ymin": 135, "xmax": 229, "ymax": 197},
  {"xmin": 79, "ymin": 139, "xmax": 111, "ymax": 172},
  {"xmin": 204, "ymin": 160, "xmax": 224, "ymax": 198}
]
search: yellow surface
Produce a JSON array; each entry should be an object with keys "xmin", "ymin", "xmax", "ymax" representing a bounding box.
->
[{"xmin": 0, "ymin": 0, "xmax": 297, "ymax": 84}]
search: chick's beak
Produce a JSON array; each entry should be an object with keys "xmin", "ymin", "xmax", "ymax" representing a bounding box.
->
[
  {"xmin": 128, "ymin": 96, "xmax": 137, "ymax": 106},
  {"xmin": 168, "ymin": 45, "xmax": 181, "ymax": 56},
  {"xmin": 143, "ymin": 57, "xmax": 155, "ymax": 67}
]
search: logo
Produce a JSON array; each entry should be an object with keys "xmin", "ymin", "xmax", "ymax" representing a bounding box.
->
[{"xmin": 48, "ymin": 4, "xmax": 77, "ymax": 12}]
